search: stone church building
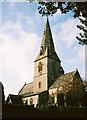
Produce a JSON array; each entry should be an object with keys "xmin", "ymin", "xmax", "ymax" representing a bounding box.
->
[{"xmin": 17, "ymin": 18, "xmax": 85, "ymax": 107}]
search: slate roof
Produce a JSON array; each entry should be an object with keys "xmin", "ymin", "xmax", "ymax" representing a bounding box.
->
[
  {"xmin": 18, "ymin": 82, "xmax": 33, "ymax": 96},
  {"xmin": 7, "ymin": 94, "xmax": 23, "ymax": 104},
  {"xmin": 50, "ymin": 71, "xmax": 76, "ymax": 89}
]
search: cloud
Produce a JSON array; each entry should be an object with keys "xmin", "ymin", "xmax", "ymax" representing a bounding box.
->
[
  {"xmin": 53, "ymin": 18, "xmax": 80, "ymax": 48},
  {"xmin": 63, "ymin": 45, "xmax": 85, "ymax": 78},
  {"xmin": 51, "ymin": 17, "xmax": 85, "ymax": 79},
  {"xmin": 9, "ymin": 2, "xmax": 16, "ymax": 10},
  {"xmin": 0, "ymin": 20, "xmax": 41, "ymax": 97},
  {"xmin": 75, "ymin": 46, "xmax": 85, "ymax": 62},
  {"xmin": 50, "ymin": 9, "xmax": 61, "ymax": 20},
  {"xmin": 74, "ymin": 46, "xmax": 85, "ymax": 78},
  {"xmin": 15, "ymin": 12, "xmax": 34, "ymax": 26}
]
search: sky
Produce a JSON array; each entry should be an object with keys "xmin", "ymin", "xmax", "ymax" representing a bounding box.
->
[{"xmin": 0, "ymin": 2, "xmax": 85, "ymax": 97}]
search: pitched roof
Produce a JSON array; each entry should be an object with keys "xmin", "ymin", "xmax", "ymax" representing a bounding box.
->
[
  {"xmin": 18, "ymin": 82, "xmax": 33, "ymax": 96},
  {"xmin": 7, "ymin": 94, "xmax": 23, "ymax": 104},
  {"xmin": 50, "ymin": 71, "xmax": 76, "ymax": 89}
]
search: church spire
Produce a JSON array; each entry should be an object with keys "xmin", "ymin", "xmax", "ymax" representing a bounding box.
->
[
  {"xmin": 35, "ymin": 18, "xmax": 60, "ymax": 62},
  {"xmin": 41, "ymin": 17, "xmax": 55, "ymax": 52}
]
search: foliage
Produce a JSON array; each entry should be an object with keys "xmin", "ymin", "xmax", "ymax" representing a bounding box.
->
[
  {"xmin": 38, "ymin": 2, "xmax": 87, "ymax": 45},
  {"xmin": 38, "ymin": 2, "xmax": 87, "ymax": 18},
  {"xmin": 76, "ymin": 17, "xmax": 87, "ymax": 45},
  {"xmin": 39, "ymin": 104, "xmax": 51, "ymax": 111},
  {"xmin": 3, "ymin": 103, "xmax": 87, "ymax": 118}
]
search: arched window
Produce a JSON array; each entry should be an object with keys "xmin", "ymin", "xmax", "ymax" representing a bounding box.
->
[
  {"xmin": 38, "ymin": 62, "xmax": 43, "ymax": 74},
  {"xmin": 38, "ymin": 82, "xmax": 42, "ymax": 89},
  {"xmin": 30, "ymin": 98, "xmax": 33, "ymax": 105}
]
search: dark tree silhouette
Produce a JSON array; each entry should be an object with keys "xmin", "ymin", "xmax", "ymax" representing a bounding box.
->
[
  {"xmin": 76, "ymin": 17, "xmax": 87, "ymax": 45},
  {"xmin": 38, "ymin": 2, "xmax": 87, "ymax": 45},
  {"xmin": 0, "ymin": 82, "xmax": 5, "ymax": 103}
]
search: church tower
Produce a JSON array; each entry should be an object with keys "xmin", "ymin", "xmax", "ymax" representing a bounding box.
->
[{"xmin": 33, "ymin": 18, "xmax": 64, "ymax": 94}]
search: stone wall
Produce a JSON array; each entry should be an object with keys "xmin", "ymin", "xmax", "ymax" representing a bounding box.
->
[
  {"xmin": 48, "ymin": 57, "xmax": 61, "ymax": 87},
  {"xmin": 33, "ymin": 57, "xmax": 48, "ymax": 93},
  {"xmin": 22, "ymin": 95, "xmax": 39, "ymax": 107}
]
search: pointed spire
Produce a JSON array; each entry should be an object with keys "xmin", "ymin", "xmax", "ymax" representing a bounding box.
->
[
  {"xmin": 41, "ymin": 17, "xmax": 55, "ymax": 51},
  {"xmin": 35, "ymin": 18, "xmax": 60, "ymax": 62}
]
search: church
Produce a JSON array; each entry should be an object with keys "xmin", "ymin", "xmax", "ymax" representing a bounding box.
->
[{"xmin": 12, "ymin": 18, "xmax": 85, "ymax": 107}]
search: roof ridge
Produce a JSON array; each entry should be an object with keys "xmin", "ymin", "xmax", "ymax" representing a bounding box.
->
[
  {"xmin": 64, "ymin": 70, "xmax": 76, "ymax": 75},
  {"xmin": 18, "ymin": 83, "xmax": 26, "ymax": 95},
  {"xmin": 50, "ymin": 70, "xmax": 77, "ymax": 89}
]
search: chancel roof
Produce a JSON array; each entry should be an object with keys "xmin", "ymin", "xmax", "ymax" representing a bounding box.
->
[
  {"xmin": 7, "ymin": 94, "xmax": 23, "ymax": 104},
  {"xmin": 50, "ymin": 71, "xmax": 77, "ymax": 89},
  {"xmin": 18, "ymin": 82, "xmax": 33, "ymax": 96}
]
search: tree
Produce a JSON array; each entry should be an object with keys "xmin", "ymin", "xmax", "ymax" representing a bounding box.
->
[
  {"xmin": 0, "ymin": 82, "xmax": 5, "ymax": 103},
  {"xmin": 76, "ymin": 17, "xmax": 87, "ymax": 45},
  {"xmin": 38, "ymin": 2, "xmax": 87, "ymax": 45}
]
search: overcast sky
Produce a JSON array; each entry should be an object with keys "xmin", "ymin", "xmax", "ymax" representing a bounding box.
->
[{"xmin": 0, "ymin": 2, "xmax": 85, "ymax": 97}]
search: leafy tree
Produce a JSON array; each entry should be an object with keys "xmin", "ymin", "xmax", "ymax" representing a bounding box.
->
[
  {"xmin": 76, "ymin": 17, "xmax": 87, "ymax": 45},
  {"xmin": 38, "ymin": 2, "xmax": 87, "ymax": 17},
  {"xmin": 38, "ymin": 2, "xmax": 87, "ymax": 45}
]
